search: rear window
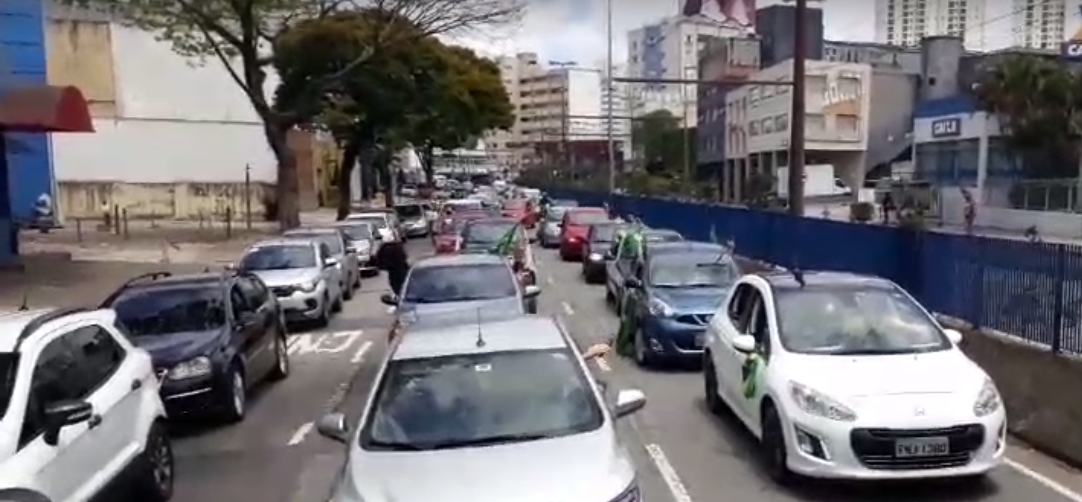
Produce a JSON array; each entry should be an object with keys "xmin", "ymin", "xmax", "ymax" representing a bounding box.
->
[
  {"xmin": 567, "ymin": 210, "xmax": 609, "ymax": 226},
  {"xmin": 590, "ymin": 224, "xmax": 620, "ymax": 242},
  {"xmin": 112, "ymin": 285, "xmax": 227, "ymax": 336},
  {"xmin": 396, "ymin": 205, "xmax": 423, "ymax": 218},
  {"xmin": 403, "ymin": 264, "xmax": 518, "ymax": 303},
  {"xmin": 462, "ymin": 222, "xmax": 520, "ymax": 249},
  {"xmin": 287, "ymin": 232, "xmax": 343, "ymax": 255},
  {"xmin": 350, "ymin": 215, "xmax": 388, "ymax": 229}
]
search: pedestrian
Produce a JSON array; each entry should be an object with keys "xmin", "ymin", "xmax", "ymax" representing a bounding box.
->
[
  {"xmin": 880, "ymin": 192, "xmax": 895, "ymax": 225},
  {"xmin": 375, "ymin": 238, "xmax": 410, "ymax": 296},
  {"xmin": 961, "ymin": 187, "xmax": 976, "ymax": 235}
]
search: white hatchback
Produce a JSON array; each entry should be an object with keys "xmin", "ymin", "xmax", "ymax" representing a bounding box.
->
[{"xmin": 702, "ymin": 270, "xmax": 1005, "ymax": 483}]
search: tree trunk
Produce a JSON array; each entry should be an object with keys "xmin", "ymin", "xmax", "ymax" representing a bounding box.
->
[
  {"xmin": 336, "ymin": 138, "xmax": 361, "ymax": 220},
  {"xmin": 263, "ymin": 121, "xmax": 300, "ymax": 230},
  {"xmin": 358, "ymin": 141, "xmax": 377, "ymax": 201},
  {"xmin": 421, "ymin": 144, "xmax": 435, "ymax": 184},
  {"xmin": 375, "ymin": 150, "xmax": 396, "ymax": 207}
]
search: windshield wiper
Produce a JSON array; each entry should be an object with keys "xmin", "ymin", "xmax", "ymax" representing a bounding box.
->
[
  {"xmin": 424, "ymin": 433, "xmax": 555, "ymax": 450},
  {"xmin": 365, "ymin": 440, "xmax": 429, "ymax": 451}
]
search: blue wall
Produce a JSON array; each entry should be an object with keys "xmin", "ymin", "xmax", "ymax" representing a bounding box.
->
[{"xmin": 0, "ymin": 0, "xmax": 53, "ymax": 223}]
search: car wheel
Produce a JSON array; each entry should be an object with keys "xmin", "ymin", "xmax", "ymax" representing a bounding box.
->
[
  {"xmin": 633, "ymin": 326, "xmax": 652, "ymax": 367},
  {"xmin": 761, "ymin": 404, "xmax": 794, "ymax": 485},
  {"xmin": 315, "ymin": 295, "xmax": 330, "ymax": 327},
  {"xmin": 332, "ymin": 292, "xmax": 344, "ymax": 313},
  {"xmin": 353, "ymin": 272, "xmax": 362, "ymax": 289},
  {"xmin": 342, "ymin": 279, "xmax": 354, "ymax": 300},
  {"xmin": 268, "ymin": 334, "xmax": 290, "ymax": 381},
  {"xmin": 221, "ymin": 364, "xmax": 247, "ymax": 423},
  {"xmin": 131, "ymin": 422, "xmax": 173, "ymax": 502},
  {"xmin": 703, "ymin": 356, "xmax": 725, "ymax": 414}
]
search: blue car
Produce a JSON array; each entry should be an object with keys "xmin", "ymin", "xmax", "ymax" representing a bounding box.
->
[{"xmin": 620, "ymin": 242, "xmax": 739, "ymax": 366}]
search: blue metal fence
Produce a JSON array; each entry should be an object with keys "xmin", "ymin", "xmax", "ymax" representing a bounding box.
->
[{"xmin": 547, "ymin": 188, "xmax": 1082, "ymax": 354}]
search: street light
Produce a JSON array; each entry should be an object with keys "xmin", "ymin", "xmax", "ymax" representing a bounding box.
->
[{"xmin": 605, "ymin": 0, "xmax": 616, "ymax": 193}]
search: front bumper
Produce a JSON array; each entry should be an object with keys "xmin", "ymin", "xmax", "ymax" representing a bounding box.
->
[
  {"xmin": 158, "ymin": 367, "xmax": 228, "ymax": 416},
  {"xmin": 583, "ymin": 256, "xmax": 606, "ymax": 279},
  {"xmin": 781, "ymin": 401, "xmax": 1006, "ymax": 479},
  {"xmin": 559, "ymin": 238, "xmax": 586, "ymax": 258},
  {"xmin": 641, "ymin": 315, "xmax": 707, "ymax": 361},
  {"xmin": 271, "ymin": 285, "xmax": 328, "ymax": 320}
]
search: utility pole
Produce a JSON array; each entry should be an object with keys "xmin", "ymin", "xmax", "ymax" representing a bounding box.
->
[
  {"xmin": 549, "ymin": 60, "xmax": 577, "ymax": 177},
  {"xmin": 787, "ymin": 0, "xmax": 808, "ymax": 216},
  {"xmin": 605, "ymin": 0, "xmax": 616, "ymax": 193},
  {"xmin": 683, "ymin": 65, "xmax": 694, "ymax": 195}
]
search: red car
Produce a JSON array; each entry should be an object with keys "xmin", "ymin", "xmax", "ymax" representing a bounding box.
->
[
  {"xmin": 502, "ymin": 199, "xmax": 537, "ymax": 228},
  {"xmin": 431, "ymin": 210, "xmax": 494, "ymax": 254},
  {"xmin": 559, "ymin": 207, "xmax": 611, "ymax": 261}
]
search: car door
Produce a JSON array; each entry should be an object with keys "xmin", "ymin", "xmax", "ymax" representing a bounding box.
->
[
  {"xmin": 710, "ymin": 283, "xmax": 757, "ymax": 411},
  {"xmin": 336, "ymin": 230, "xmax": 359, "ymax": 280},
  {"xmin": 229, "ymin": 281, "xmax": 263, "ymax": 380},
  {"xmin": 605, "ymin": 234, "xmax": 625, "ymax": 297},
  {"xmin": 237, "ymin": 276, "xmax": 276, "ymax": 377},
  {"xmin": 318, "ymin": 243, "xmax": 342, "ymax": 300},
  {"xmin": 738, "ymin": 298, "xmax": 773, "ymax": 427}
]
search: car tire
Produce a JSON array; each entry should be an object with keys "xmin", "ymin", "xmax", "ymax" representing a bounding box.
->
[
  {"xmin": 221, "ymin": 364, "xmax": 247, "ymax": 423},
  {"xmin": 761, "ymin": 403, "xmax": 794, "ymax": 486},
  {"xmin": 315, "ymin": 295, "xmax": 331, "ymax": 328},
  {"xmin": 703, "ymin": 356, "xmax": 725, "ymax": 415},
  {"xmin": 332, "ymin": 293, "xmax": 344, "ymax": 313},
  {"xmin": 131, "ymin": 421, "xmax": 174, "ymax": 502},
  {"xmin": 633, "ymin": 326, "xmax": 653, "ymax": 367},
  {"xmin": 268, "ymin": 334, "xmax": 290, "ymax": 381},
  {"xmin": 342, "ymin": 280, "xmax": 354, "ymax": 300},
  {"xmin": 353, "ymin": 273, "xmax": 362, "ymax": 289}
]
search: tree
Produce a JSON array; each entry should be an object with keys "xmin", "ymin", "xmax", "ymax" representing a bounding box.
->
[
  {"xmin": 974, "ymin": 55, "xmax": 1082, "ymax": 180},
  {"xmin": 59, "ymin": 0, "xmax": 522, "ymax": 228},
  {"xmin": 631, "ymin": 110, "xmax": 694, "ymax": 175}
]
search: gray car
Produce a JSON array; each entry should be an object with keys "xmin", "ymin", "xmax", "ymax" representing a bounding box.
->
[
  {"xmin": 538, "ymin": 206, "xmax": 572, "ymax": 248},
  {"xmin": 394, "ymin": 203, "xmax": 430, "ymax": 238},
  {"xmin": 331, "ymin": 220, "xmax": 380, "ymax": 276},
  {"xmin": 239, "ymin": 239, "xmax": 343, "ymax": 326},
  {"xmin": 284, "ymin": 227, "xmax": 361, "ymax": 299},
  {"xmin": 380, "ymin": 253, "xmax": 541, "ymax": 317},
  {"xmin": 314, "ymin": 315, "xmax": 646, "ymax": 502}
]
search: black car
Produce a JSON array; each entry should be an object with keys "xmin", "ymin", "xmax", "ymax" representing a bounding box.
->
[
  {"xmin": 582, "ymin": 222, "xmax": 624, "ymax": 284},
  {"xmin": 101, "ymin": 270, "xmax": 290, "ymax": 422}
]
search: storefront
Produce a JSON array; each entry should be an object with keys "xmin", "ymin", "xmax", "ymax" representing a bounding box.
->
[{"xmin": 911, "ymin": 95, "xmax": 1020, "ymax": 191}]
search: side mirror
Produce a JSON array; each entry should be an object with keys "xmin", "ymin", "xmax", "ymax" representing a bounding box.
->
[
  {"xmin": 624, "ymin": 277, "xmax": 642, "ymax": 289},
  {"xmin": 523, "ymin": 284, "xmax": 542, "ymax": 298},
  {"xmin": 944, "ymin": 328, "xmax": 963, "ymax": 345},
  {"xmin": 731, "ymin": 334, "xmax": 757, "ymax": 354},
  {"xmin": 43, "ymin": 400, "xmax": 93, "ymax": 446},
  {"xmin": 613, "ymin": 389, "xmax": 646, "ymax": 418},
  {"xmin": 380, "ymin": 293, "xmax": 399, "ymax": 306},
  {"xmin": 324, "ymin": 257, "xmax": 340, "ymax": 268},
  {"xmin": 315, "ymin": 412, "xmax": 350, "ymax": 444}
]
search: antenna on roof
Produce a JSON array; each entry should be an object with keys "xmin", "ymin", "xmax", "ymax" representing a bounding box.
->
[
  {"xmin": 791, "ymin": 268, "xmax": 806, "ymax": 288},
  {"xmin": 17, "ymin": 288, "xmax": 29, "ymax": 312},
  {"xmin": 475, "ymin": 309, "xmax": 486, "ymax": 347}
]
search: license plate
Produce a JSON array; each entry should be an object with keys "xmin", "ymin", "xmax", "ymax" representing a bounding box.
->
[
  {"xmin": 894, "ymin": 437, "xmax": 949, "ymax": 457},
  {"xmin": 694, "ymin": 334, "xmax": 705, "ymax": 347}
]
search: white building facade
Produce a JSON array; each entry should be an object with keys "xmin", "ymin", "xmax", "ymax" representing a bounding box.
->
[{"xmin": 874, "ymin": 0, "xmax": 987, "ymax": 50}]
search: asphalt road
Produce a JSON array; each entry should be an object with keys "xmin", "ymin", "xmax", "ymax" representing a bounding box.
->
[{"xmin": 166, "ymin": 238, "xmax": 1082, "ymax": 502}]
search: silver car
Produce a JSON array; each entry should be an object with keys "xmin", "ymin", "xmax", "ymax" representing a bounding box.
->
[
  {"xmin": 381, "ymin": 253, "xmax": 541, "ymax": 316},
  {"xmin": 332, "ymin": 220, "xmax": 380, "ymax": 276},
  {"xmin": 239, "ymin": 239, "xmax": 343, "ymax": 326},
  {"xmin": 346, "ymin": 212, "xmax": 398, "ymax": 243},
  {"xmin": 284, "ymin": 227, "xmax": 361, "ymax": 299},
  {"xmin": 315, "ymin": 315, "xmax": 646, "ymax": 502},
  {"xmin": 538, "ymin": 206, "xmax": 572, "ymax": 248},
  {"xmin": 394, "ymin": 203, "xmax": 429, "ymax": 238}
]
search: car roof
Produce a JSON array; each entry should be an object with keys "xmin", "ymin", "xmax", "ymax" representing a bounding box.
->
[
  {"xmin": 283, "ymin": 227, "xmax": 337, "ymax": 235},
  {"xmin": 647, "ymin": 241, "xmax": 726, "ymax": 256},
  {"xmin": 0, "ymin": 308, "xmax": 118, "ymax": 353},
  {"xmin": 644, "ymin": 228, "xmax": 681, "ymax": 237},
  {"xmin": 329, "ymin": 220, "xmax": 373, "ymax": 228},
  {"xmin": 466, "ymin": 217, "xmax": 519, "ymax": 226},
  {"xmin": 393, "ymin": 316, "xmax": 568, "ymax": 361},
  {"xmin": 569, "ymin": 206, "xmax": 605, "ymax": 212},
  {"xmin": 247, "ymin": 238, "xmax": 316, "ymax": 250},
  {"xmin": 413, "ymin": 253, "xmax": 508, "ymax": 268},
  {"xmin": 760, "ymin": 270, "xmax": 895, "ymax": 291}
]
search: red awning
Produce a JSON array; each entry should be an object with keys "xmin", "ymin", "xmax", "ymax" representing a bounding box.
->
[{"xmin": 0, "ymin": 85, "xmax": 94, "ymax": 133}]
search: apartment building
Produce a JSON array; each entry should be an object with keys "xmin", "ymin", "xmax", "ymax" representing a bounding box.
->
[
  {"xmin": 600, "ymin": 64, "xmax": 632, "ymax": 160},
  {"xmin": 1014, "ymin": 0, "xmax": 1067, "ymax": 50},
  {"xmin": 874, "ymin": 0, "xmax": 987, "ymax": 50}
]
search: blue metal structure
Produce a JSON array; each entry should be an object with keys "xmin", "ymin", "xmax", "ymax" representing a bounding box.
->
[{"xmin": 545, "ymin": 188, "xmax": 1082, "ymax": 355}]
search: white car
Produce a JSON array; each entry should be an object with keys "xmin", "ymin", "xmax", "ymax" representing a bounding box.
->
[
  {"xmin": 345, "ymin": 212, "xmax": 398, "ymax": 243},
  {"xmin": 0, "ymin": 307, "xmax": 174, "ymax": 502},
  {"xmin": 701, "ymin": 270, "xmax": 1005, "ymax": 483}
]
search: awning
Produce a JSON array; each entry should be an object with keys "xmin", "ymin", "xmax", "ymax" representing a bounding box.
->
[{"xmin": 0, "ymin": 85, "xmax": 94, "ymax": 133}]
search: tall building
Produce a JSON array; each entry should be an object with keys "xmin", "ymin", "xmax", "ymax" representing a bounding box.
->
[
  {"xmin": 626, "ymin": 15, "xmax": 747, "ymax": 127},
  {"xmin": 600, "ymin": 64, "xmax": 632, "ymax": 160},
  {"xmin": 1014, "ymin": 0, "xmax": 1068, "ymax": 50},
  {"xmin": 756, "ymin": 5, "xmax": 825, "ymax": 67},
  {"xmin": 874, "ymin": 0, "xmax": 987, "ymax": 50}
]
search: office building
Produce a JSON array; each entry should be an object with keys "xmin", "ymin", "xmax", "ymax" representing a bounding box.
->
[
  {"xmin": 755, "ymin": 5, "xmax": 824, "ymax": 67},
  {"xmin": 600, "ymin": 64, "xmax": 632, "ymax": 161},
  {"xmin": 697, "ymin": 37, "xmax": 760, "ymax": 174},
  {"xmin": 874, "ymin": 0, "xmax": 987, "ymax": 50}
]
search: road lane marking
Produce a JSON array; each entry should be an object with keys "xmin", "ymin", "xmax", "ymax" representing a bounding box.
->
[
  {"xmin": 644, "ymin": 443, "xmax": 694, "ymax": 502},
  {"xmin": 351, "ymin": 340, "xmax": 374, "ymax": 364},
  {"xmin": 1006, "ymin": 457, "xmax": 1082, "ymax": 502},
  {"xmin": 288, "ymin": 330, "xmax": 365, "ymax": 356},
  {"xmin": 547, "ymin": 275, "xmax": 554, "ymax": 285},
  {"xmin": 562, "ymin": 301, "xmax": 575, "ymax": 316},
  {"xmin": 287, "ymin": 422, "xmax": 314, "ymax": 446}
]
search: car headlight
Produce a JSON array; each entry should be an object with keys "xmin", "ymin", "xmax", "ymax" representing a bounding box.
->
[
  {"xmin": 647, "ymin": 297, "xmax": 674, "ymax": 317},
  {"xmin": 789, "ymin": 381, "xmax": 857, "ymax": 421},
  {"xmin": 168, "ymin": 356, "xmax": 212, "ymax": 380},
  {"xmin": 297, "ymin": 280, "xmax": 319, "ymax": 292},
  {"xmin": 974, "ymin": 377, "xmax": 1001, "ymax": 417},
  {"xmin": 588, "ymin": 252, "xmax": 602, "ymax": 261}
]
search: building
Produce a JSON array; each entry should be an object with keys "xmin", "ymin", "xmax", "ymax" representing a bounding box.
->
[
  {"xmin": 874, "ymin": 0, "xmax": 987, "ymax": 50},
  {"xmin": 600, "ymin": 64, "xmax": 632, "ymax": 162},
  {"xmin": 697, "ymin": 37, "xmax": 760, "ymax": 175},
  {"xmin": 626, "ymin": 15, "xmax": 746, "ymax": 126},
  {"xmin": 720, "ymin": 59, "xmax": 917, "ymax": 203},
  {"xmin": 823, "ymin": 40, "xmax": 922, "ymax": 72},
  {"xmin": 1014, "ymin": 0, "xmax": 1068, "ymax": 50},
  {"xmin": 755, "ymin": 5, "xmax": 824, "ymax": 67}
]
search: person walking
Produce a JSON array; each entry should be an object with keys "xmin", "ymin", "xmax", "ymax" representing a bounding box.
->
[{"xmin": 375, "ymin": 238, "xmax": 410, "ymax": 296}]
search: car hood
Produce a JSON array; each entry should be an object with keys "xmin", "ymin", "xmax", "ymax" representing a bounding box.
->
[
  {"xmin": 248, "ymin": 268, "xmax": 321, "ymax": 287},
  {"xmin": 651, "ymin": 286, "xmax": 728, "ymax": 313},
  {"xmin": 399, "ymin": 297, "xmax": 523, "ymax": 320},
  {"xmin": 344, "ymin": 428, "xmax": 634, "ymax": 502},
  {"xmin": 786, "ymin": 350, "xmax": 987, "ymax": 399},
  {"xmin": 132, "ymin": 329, "xmax": 222, "ymax": 366}
]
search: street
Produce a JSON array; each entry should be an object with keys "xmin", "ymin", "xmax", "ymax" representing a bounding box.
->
[{"xmin": 162, "ymin": 239, "xmax": 1082, "ymax": 502}]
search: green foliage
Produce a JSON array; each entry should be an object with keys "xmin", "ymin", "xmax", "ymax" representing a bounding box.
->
[
  {"xmin": 850, "ymin": 202, "xmax": 874, "ymax": 222},
  {"xmin": 974, "ymin": 55, "xmax": 1082, "ymax": 179},
  {"xmin": 631, "ymin": 110, "xmax": 696, "ymax": 174}
]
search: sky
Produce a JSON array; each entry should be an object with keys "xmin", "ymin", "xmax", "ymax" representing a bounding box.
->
[{"xmin": 455, "ymin": 0, "xmax": 876, "ymax": 66}]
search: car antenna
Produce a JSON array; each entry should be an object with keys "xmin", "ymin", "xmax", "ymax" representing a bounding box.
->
[
  {"xmin": 17, "ymin": 288, "xmax": 29, "ymax": 311},
  {"xmin": 791, "ymin": 268, "xmax": 805, "ymax": 288},
  {"xmin": 475, "ymin": 309, "xmax": 486, "ymax": 348}
]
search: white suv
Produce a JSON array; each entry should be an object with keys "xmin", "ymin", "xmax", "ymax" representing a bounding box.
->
[{"xmin": 0, "ymin": 308, "xmax": 174, "ymax": 502}]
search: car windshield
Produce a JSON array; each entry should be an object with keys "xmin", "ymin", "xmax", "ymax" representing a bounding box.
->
[
  {"xmin": 649, "ymin": 253, "xmax": 737, "ymax": 287},
  {"xmin": 288, "ymin": 232, "xmax": 343, "ymax": 255},
  {"xmin": 591, "ymin": 224, "xmax": 620, "ymax": 242},
  {"xmin": 0, "ymin": 353, "xmax": 17, "ymax": 420},
  {"xmin": 568, "ymin": 211, "xmax": 609, "ymax": 225},
  {"xmin": 403, "ymin": 264, "xmax": 517, "ymax": 303},
  {"xmin": 112, "ymin": 285, "xmax": 227, "ymax": 336},
  {"xmin": 240, "ymin": 245, "xmax": 317, "ymax": 271},
  {"xmin": 546, "ymin": 207, "xmax": 569, "ymax": 222},
  {"xmin": 774, "ymin": 286, "xmax": 951, "ymax": 355},
  {"xmin": 339, "ymin": 224, "xmax": 373, "ymax": 240},
  {"xmin": 396, "ymin": 205, "xmax": 423, "ymax": 218},
  {"xmin": 462, "ymin": 222, "xmax": 518, "ymax": 248},
  {"xmin": 360, "ymin": 349, "xmax": 603, "ymax": 451},
  {"xmin": 351, "ymin": 215, "xmax": 388, "ymax": 229}
]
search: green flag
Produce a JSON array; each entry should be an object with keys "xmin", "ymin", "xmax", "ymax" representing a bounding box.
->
[
  {"xmin": 618, "ymin": 226, "xmax": 643, "ymax": 259},
  {"xmin": 490, "ymin": 224, "xmax": 520, "ymax": 256}
]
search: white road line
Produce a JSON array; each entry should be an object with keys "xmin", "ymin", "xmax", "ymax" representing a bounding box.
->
[
  {"xmin": 644, "ymin": 443, "xmax": 694, "ymax": 502},
  {"xmin": 1006, "ymin": 457, "xmax": 1082, "ymax": 502},
  {"xmin": 562, "ymin": 301, "xmax": 575, "ymax": 316},
  {"xmin": 351, "ymin": 340, "xmax": 374, "ymax": 364},
  {"xmin": 594, "ymin": 357, "xmax": 612, "ymax": 372},
  {"xmin": 547, "ymin": 275, "xmax": 554, "ymax": 285},
  {"xmin": 287, "ymin": 422, "xmax": 314, "ymax": 446}
]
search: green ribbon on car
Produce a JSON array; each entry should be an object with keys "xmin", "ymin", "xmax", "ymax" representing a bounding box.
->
[{"xmin": 741, "ymin": 352, "xmax": 763, "ymax": 399}]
